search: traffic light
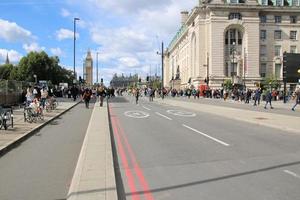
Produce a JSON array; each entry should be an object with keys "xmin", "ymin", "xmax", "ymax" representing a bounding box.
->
[
  {"xmin": 101, "ymin": 78, "xmax": 103, "ymax": 83},
  {"xmin": 79, "ymin": 76, "xmax": 82, "ymax": 83},
  {"xmin": 283, "ymin": 51, "xmax": 287, "ymax": 81},
  {"xmin": 146, "ymin": 76, "xmax": 149, "ymax": 82}
]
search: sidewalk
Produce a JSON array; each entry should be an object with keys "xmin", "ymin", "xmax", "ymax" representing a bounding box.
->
[
  {"xmin": 153, "ymin": 98, "xmax": 300, "ymax": 134},
  {"xmin": 67, "ymin": 102, "xmax": 117, "ymax": 200},
  {"xmin": 0, "ymin": 101, "xmax": 79, "ymax": 156}
]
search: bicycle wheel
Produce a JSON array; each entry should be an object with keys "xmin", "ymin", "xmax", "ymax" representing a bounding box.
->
[
  {"xmin": 3, "ymin": 119, "xmax": 7, "ymax": 130},
  {"xmin": 0, "ymin": 118, "xmax": 3, "ymax": 130}
]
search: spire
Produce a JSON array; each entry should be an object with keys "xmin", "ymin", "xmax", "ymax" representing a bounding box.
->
[
  {"xmin": 86, "ymin": 49, "xmax": 92, "ymax": 60},
  {"xmin": 5, "ymin": 53, "xmax": 9, "ymax": 65}
]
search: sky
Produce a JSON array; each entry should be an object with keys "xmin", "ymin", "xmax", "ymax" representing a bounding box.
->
[{"xmin": 0, "ymin": 0, "xmax": 196, "ymax": 85}]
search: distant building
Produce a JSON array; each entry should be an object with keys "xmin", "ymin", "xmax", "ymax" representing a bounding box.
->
[
  {"xmin": 110, "ymin": 74, "xmax": 139, "ymax": 88},
  {"xmin": 83, "ymin": 50, "xmax": 93, "ymax": 86},
  {"xmin": 164, "ymin": 0, "xmax": 300, "ymax": 89}
]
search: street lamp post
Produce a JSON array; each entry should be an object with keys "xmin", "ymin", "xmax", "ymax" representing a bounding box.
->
[
  {"xmin": 157, "ymin": 41, "xmax": 164, "ymax": 89},
  {"xmin": 33, "ymin": 74, "xmax": 37, "ymax": 84},
  {"xmin": 96, "ymin": 52, "xmax": 99, "ymax": 83},
  {"xmin": 231, "ymin": 42, "xmax": 236, "ymax": 84},
  {"xmin": 73, "ymin": 17, "xmax": 80, "ymax": 80}
]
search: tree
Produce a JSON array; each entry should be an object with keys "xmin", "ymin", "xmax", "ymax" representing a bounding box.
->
[
  {"xmin": 15, "ymin": 51, "xmax": 75, "ymax": 84},
  {"xmin": 0, "ymin": 64, "xmax": 14, "ymax": 80}
]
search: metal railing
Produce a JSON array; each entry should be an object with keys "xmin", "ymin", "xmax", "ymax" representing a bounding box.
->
[{"xmin": 0, "ymin": 80, "xmax": 34, "ymax": 106}]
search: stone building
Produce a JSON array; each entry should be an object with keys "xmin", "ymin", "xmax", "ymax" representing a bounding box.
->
[
  {"xmin": 83, "ymin": 50, "xmax": 93, "ymax": 86},
  {"xmin": 164, "ymin": 0, "xmax": 300, "ymax": 89}
]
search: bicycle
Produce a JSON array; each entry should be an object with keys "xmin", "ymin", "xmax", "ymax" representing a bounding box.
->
[
  {"xmin": 0, "ymin": 106, "xmax": 14, "ymax": 130},
  {"xmin": 24, "ymin": 101, "xmax": 44, "ymax": 123}
]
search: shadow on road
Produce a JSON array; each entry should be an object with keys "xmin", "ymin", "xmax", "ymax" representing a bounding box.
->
[{"xmin": 126, "ymin": 160, "xmax": 300, "ymax": 196}]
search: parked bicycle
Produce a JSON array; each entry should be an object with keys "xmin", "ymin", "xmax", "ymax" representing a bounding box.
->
[
  {"xmin": 0, "ymin": 106, "xmax": 14, "ymax": 130},
  {"xmin": 45, "ymin": 97, "xmax": 58, "ymax": 112},
  {"xmin": 23, "ymin": 100, "xmax": 44, "ymax": 123}
]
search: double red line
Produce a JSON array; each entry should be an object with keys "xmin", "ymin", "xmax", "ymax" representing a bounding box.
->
[{"xmin": 110, "ymin": 107, "xmax": 154, "ymax": 200}]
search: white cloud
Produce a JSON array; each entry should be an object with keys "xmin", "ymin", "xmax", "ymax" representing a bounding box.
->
[
  {"xmin": 56, "ymin": 28, "xmax": 79, "ymax": 41},
  {"xmin": 61, "ymin": 8, "xmax": 71, "ymax": 17},
  {"xmin": 0, "ymin": 49, "xmax": 22, "ymax": 64},
  {"xmin": 64, "ymin": 0, "xmax": 196, "ymax": 83},
  {"xmin": 50, "ymin": 47, "xmax": 63, "ymax": 56},
  {"xmin": 23, "ymin": 43, "xmax": 46, "ymax": 53},
  {"xmin": 0, "ymin": 19, "xmax": 34, "ymax": 43},
  {"xmin": 119, "ymin": 57, "xmax": 140, "ymax": 68}
]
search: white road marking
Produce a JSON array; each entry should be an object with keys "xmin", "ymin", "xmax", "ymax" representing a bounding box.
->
[
  {"xmin": 142, "ymin": 106, "xmax": 151, "ymax": 111},
  {"xmin": 284, "ymin": 170, "xmax": 300, "ymax": 179},
  {"xmin": 182, "ymin": 124, "xmax": 230, "ymax": 146},
  {"xmin": 155, "ymin": 112, "xmax": 172, "ymax": 120},
  {"xmin": 124, "ymin": 111, "xmax": 150, "ymax": 119},
  {"xmin": 167, "ymin": 110, "xmax": 196, "ymax": 117}
]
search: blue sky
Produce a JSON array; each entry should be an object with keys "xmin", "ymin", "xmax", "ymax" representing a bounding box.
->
[{"xmin": 0, "ymin": 0, "xmax": 195, "ymax": 85}]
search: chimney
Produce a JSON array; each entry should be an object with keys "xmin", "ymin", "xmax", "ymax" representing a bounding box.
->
[{"xmin": 181, "ymin": 11, "xmax": 189, "ymax": 25}]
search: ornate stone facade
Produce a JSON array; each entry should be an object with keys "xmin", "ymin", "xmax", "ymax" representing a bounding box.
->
[
  {"xmin": 164, "ymin": 0, "xmax": 300, "ymax": 89},
  {"xmin": 83, "ymin": 50, "xmax": 93, "ymax": 86}
]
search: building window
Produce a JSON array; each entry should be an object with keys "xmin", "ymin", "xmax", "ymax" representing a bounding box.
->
[
  {"xmin": 225, "ymin": 63, "xmax": 229, "ymax": 77},
  {"xmin": 260, "ymin": 45, "xmax": 267, "ymax": 56},
  {"xmin": 260, "ymin": 30, "xmax": 267, "ymax": 40},
  {"xmin": 260, "ymin": 63, "xmax": 267, "ymax": 77},
  {"xmin": 275, "ymin": 64, "xmax": 281, "ymax": 79},
  {"xmin": 290, "ymin": 16, "xmax": 297, "ymax": 23},
  {"xmin": 229, "ymin": 0, "xmax": 245, "ymax": 3},
  {"xmin": 261, "ymin": 0, "xmax": 268, "ymax": 5},
  {"xmin": 290, "ymin": 31, "xmax": 297, "ymax": 40},
  {"xmin": 275, "ymin": 45, "xmax": 281, "ymax": 56},
  {"xmin": 260, "ymin": 15, "xmax": 267, "ymax": 23},
  {"xmin": 231, "ymin": 63, "xmax": 237, "ymax": 76},
  {"xmin": 274, "ymin": 30, "xmax": 282, "ymax": 40},
  {"xmin": 229, "ymin": 13, "xmax": 242, "ymax": 20},
  {"xmin": 292, "ymin": 0, "xmax": 299, "ymax": 6},
  {"xmin": 290, "ymin": 46, "xmax": 297, "ymax": 53},
  {"xmin": 275, "ymin": 16, "xmax": 282, "ymax": 23},
  {"xmin": 276, "ymin": 0, "xmax": 283, "ymax": 5}
]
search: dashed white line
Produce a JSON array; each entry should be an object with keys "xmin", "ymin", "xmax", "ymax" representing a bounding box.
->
[
  {"xmin": 182, "ymin": 124, "xmax": 230, "ymax": 147},
  {"xmin": 284, "ymin": 170, "xmax": 300, "ymax": 179},
  {"xmin": 155, "ymin": 112, "xmax": 172, "ymax": 120},
  {"xmin": 142, "ymin": 106, "xmax": 151, "ymax": 111}
]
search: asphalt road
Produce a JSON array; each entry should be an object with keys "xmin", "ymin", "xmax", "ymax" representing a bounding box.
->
[
  {"xmin": 165, "ymin": 96, "xmax": 300, "ymax": 117},
  {"xmin": 109, "ymin": 96, "xmax": 300, "ymax": 200},
  {"xmin": 0, "ymin": 102, "xmax": 94, "ymax": 200}
]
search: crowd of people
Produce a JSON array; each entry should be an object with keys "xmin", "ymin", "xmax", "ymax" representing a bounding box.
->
[{"xmin": 111, "ymin": 85, "xmax": 300, "ymax": 111}]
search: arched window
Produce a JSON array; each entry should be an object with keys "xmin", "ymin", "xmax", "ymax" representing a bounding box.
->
[{"xmin": 225, "ymin": 29, "xmax": 243, "ymax": 45}]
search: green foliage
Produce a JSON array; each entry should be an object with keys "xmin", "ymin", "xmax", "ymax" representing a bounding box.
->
[
  {"xmin": 0, "ymin": 64, "xmax": 14, "ymax": 80},
  {"xmin": 261, "ymin": 76, "xmax": 281, "ymax": 91},
  {"xmin": 0, "ymin": 51, "xmax": 75, "ymax": 85},
  {"xmin": 223, "ymin": 79, "xmax": 233, "ymax": 90},
  {"xmin": 152, "ymin": 80, "xmax": 161, "ymax": 89}
]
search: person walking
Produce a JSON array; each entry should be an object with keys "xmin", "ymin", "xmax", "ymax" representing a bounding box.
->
[
  {"xmin": 245, "ymin": 89, "xmax": 251, "ymax": 104},
  {"xmin": 83, "ymin": 88, "xmax": 92, "ymax": 109},
  {"xmin": 40, "ymin": 87, "xmax": 48, "ymax": 109},
  {"xmin": 71, "ymin": 85, "xmax": 78, "ymax": 101},
  {"xmin": 135, "ymin": 88, "xmax": 140, "ymax": 104},
  {"xmin": 97, "ymin": 86, "xmax": 106, "ymax": 107},
  {"xmin": 253, "ymin": 88, "xmax": 261, "ymax": 106},
  {"xmin": 264, "ymin": 90, "xmax": 274, "ymax": 109},
  {"xmin": 292, "ymin": 87, "xmax": 300, "ymax": 111}
]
